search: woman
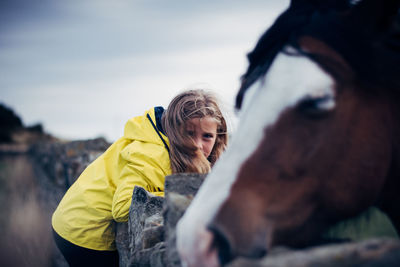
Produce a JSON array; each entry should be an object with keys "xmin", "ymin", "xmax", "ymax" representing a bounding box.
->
[{"xmin": 52, "ymin": 89, "xmax": 228, "ymax": 266}]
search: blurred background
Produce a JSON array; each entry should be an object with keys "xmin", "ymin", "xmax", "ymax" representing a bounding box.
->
[{"xmin": 1, "ymin": 0, "xmax": 289, "ymax": 142}]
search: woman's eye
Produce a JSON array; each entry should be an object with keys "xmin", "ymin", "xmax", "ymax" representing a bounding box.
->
[
  {"xmin": 203, "ymin": 133, "xmax": 214, "ymax": 139},
  {"xmin": 297, "ymin": 95, "xmax": 335, "ymax": 117}
]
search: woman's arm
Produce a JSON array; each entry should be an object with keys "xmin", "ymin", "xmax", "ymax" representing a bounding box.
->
[{"xmin": 111, "ymin": 142, "xmax": 169, "ymax": 222}]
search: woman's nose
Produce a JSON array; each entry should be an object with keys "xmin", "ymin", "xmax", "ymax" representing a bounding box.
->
[{"xmin": 194, "ymin": 138, "xmax": 203, "ymax": 150}]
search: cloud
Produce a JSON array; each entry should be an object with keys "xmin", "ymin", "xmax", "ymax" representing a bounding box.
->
[{"xmin": 0, "ymin": 0, "xmax": 290, "ymax": 141}]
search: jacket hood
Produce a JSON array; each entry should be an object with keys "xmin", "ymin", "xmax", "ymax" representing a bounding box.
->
[{"xmin": 123, "ymin": 107, "xmax": 169, "ymax": 148}]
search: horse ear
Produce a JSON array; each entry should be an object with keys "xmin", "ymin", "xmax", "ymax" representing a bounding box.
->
[{"xmin": 348, "ymin": 0, "xmax": 400, "ymax": 33}]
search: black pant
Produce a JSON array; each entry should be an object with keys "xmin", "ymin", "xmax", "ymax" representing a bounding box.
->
[{"xmin": 52, "ymin": 229, "xmax": 119, "ymax": 267}]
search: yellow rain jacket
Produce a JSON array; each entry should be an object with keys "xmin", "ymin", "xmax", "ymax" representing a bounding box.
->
[{"xmin": 52, "ymin": 107, "xmax": 171, "ymax": 251}]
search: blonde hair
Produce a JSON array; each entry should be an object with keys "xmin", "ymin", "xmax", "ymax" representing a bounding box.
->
[{"xmin": 162, "ymin": 89, "xmax": 228, "ymax": 174}]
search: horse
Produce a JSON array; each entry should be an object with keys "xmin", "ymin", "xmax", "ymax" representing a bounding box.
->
[{"xmin": 176, "ymin": 0, "xmax": 400, "ymax": 266}]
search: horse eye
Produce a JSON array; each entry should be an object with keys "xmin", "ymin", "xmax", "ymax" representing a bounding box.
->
[{"xmin": 297, "ymin": 95, "xmax": 335, "ymax": 117}]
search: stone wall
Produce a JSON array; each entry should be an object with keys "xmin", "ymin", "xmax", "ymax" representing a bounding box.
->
[
  {"xmin": 116, "ymin": 173, "xmax": 206, "ymax": 267},
  {"xmin": 117, "ymin": 173, "xmax": 400, "ymax": 267},
  {"xmin": 30, "ymin": 137, "xmax": 111, "ymax": 189}
]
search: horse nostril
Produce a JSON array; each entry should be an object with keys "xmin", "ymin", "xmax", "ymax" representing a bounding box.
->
[{"xmin": 208, "ymin": 225, "xmax": 233, "ymax": 265}]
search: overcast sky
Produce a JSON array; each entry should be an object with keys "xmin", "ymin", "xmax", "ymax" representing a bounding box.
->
[{"xmin": 1, "ymin": 0, "xmax": 289, "ymax": 141}]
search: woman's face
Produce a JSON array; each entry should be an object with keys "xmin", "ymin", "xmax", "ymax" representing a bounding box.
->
[{"xmin": 185, "ymin": 116, "xmax": 218, "ymax": 158}]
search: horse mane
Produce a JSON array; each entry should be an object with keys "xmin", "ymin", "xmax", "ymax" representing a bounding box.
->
[
  {"xmin": 302, "ymin": 9, "xmax": 400, "ymax": 93},
  {"xmin": 236, "ymin": 1, "xmax": 400, "ymax": 109}
]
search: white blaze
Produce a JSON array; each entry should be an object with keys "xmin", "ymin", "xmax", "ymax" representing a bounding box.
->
[{"xmin": 176, "ymin": 48, "xmax": 335, "ymax": 265}]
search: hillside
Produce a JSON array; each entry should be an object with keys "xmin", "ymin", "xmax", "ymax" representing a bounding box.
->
[{"xmin": 0, "ymin": 103, "xmax": 56, "ymax": 154}]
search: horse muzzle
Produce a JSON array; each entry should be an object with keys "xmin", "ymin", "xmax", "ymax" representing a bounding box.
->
[
  {"xmin": 177, "ymin": 225, "xmax": 221, "ymax": 267},
  {"xmin": 178, "ymin": 224, "xmax": 268, "ymax": 267},
  {"xmin": 207, "ymin": 219, "xmax": 268, "ymax": 264}
]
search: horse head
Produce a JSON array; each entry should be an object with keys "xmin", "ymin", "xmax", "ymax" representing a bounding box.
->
[{"xmin": 177, "ymin": 0, "xmax": 400, "ymax": 266}]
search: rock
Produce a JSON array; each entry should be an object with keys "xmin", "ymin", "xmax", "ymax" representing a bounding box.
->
[
  {"xmin": 142, "ymin": 225, "xmax": 164, "ymax": 249},
  {"xmin": 163, "ymin": 173, "xmax": 207, "ymax": 267},
  {"xmin": 116, "ymin": 173, "xmax": 207, "ymax": 267},
  {"xmin": 163, "ymin": 192, "xmax": 194, "ymax": 267},
  {"xmin": 227, "ymin": 238, "xmax": 400, "ymax": 267},
  {"xmin": 164, "ymin": 173, "xmax": 207, "ymax": 196},
  {"xmin": 127, "ymin": 186, "xmax": 165, "ymax": 266},
  {"xmin": 116, "ymin": 222, "xmax": 130, "ymax": 266},
  {"xmin": 128, "ymin": 242, "xmax": 166, "ymax": 267},
  {"xmin": 30, "ymin": 137, "xmax": 110, "ymax": 189},
  {"xmin": 148, "ymin": 242, "xmax": 167, "ymax": 267}
]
